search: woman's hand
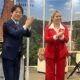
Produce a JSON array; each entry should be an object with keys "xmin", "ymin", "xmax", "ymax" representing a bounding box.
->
[{"xmin": 57, "ymin": 30, "xmax": 64, "ymax": 37}]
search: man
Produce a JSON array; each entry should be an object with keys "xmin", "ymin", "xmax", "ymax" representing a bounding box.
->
[{"xmin": 2, "ymin": 5, "xmax": 34, "ymax": 80}]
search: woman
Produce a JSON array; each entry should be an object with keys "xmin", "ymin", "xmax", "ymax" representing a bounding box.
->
[{"xmin": 44, "ymin": 10, "xmax": 69, "ymax": 80}]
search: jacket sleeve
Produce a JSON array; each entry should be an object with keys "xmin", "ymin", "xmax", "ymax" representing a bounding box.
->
[
  {"xmin": 3, "ymin": 22, "xmax": 31, "ymax": 38},
  {"xmin": 64, "ymin": 26, "xmax": 69, "ymax": 42},
  {"xmin": 23, "ymin": 29, "xmax": 31, "ymax": 37},
  {"xmin": 59, "ymin": 25, "xmax": 69, "ymax": 43},
  {"xmin": 44, "ymin": 24, "xmax": 56, "ymax": 43}
]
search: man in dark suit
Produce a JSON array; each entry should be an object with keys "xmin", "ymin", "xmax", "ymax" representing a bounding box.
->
[{"xmin": 2, "ymin": 5, "xmax": 34, "ymax": 80}]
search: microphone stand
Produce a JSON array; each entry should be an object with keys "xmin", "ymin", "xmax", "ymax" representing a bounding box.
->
[{"xmin": 67, "ymin": 54, "xmax": 80, "ymax": 79}]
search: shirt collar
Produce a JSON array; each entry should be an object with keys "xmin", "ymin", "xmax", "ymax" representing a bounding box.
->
[
  {"xmin": 11, "ymin": 18, "xmax": 19, "ymax": 24},
  {"xmin": 49, "ymin": 23, "xmax": 65, "ymax": 30}
]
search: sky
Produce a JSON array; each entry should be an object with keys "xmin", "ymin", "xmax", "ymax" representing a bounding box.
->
[
  {"xmin": 15, "ymin": 0, "xmax": 80, "ymax": 21},
  {"xmin": 0, "ymin": 0, "xmax": 4, "ymax": 16},
  {"xmin": 0, "ymin": 0, "xmax": 80, "ymax": 21}
]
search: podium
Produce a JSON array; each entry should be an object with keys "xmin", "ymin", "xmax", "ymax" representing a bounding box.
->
[
  {"xmin": 76, "ymin": 51, "xmax": 80, "ymax": 72},
  {"xmin": 76, "ymin": 51, "xmax": 80, "ymax": 63},
  {"xmin": 37, "ymin": 59, "xmax": 45, "ymax": 72},
  {"xmin": 19, "ymin": 57, "xmax": 24, "ymax": 80}
]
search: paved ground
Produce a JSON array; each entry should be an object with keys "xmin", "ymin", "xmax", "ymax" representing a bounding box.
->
[
  {"xmin": 30, "ymin": 67, "xmax": 80, "ymax": 80},
  {"xmin": 0, "ymin": 58, "xmax": 80, "ymax": 80}
]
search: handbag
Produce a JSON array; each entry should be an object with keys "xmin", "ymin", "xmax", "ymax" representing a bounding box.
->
[{"xmin": 37, "ymin": 48, "xmax": 45, "ymax": 61}]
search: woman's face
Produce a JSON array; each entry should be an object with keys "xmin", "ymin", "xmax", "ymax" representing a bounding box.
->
[{"xmin": 52, "ymin": 12, "xmax": 62, "ymax": 24}]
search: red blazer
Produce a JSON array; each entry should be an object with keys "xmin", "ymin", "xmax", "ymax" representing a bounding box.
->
[{"xmin": 44, "ymin": 24, "xmax": 69, "ymax": 59}]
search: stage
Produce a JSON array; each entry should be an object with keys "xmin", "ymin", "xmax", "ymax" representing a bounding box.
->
[{"xmin": 0, "ymin": 58, "xmax": 80, "ymax": 80}]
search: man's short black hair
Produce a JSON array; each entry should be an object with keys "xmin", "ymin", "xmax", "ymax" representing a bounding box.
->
[{"xmin": 11, "ymin": 4, "xmax": 23, "ymax": 14}]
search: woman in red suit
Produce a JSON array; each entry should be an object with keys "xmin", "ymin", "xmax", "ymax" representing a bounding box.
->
[{"xmin": 44, "ymin": 10, "xmax": 69, "ymax": 80}]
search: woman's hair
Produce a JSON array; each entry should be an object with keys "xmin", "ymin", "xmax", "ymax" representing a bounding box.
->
[{"xmin": 49, "ymin": 10, "xmax": 60, "ymax": 24}]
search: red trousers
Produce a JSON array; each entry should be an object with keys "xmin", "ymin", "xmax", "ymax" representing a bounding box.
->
[{"xmin": 45, "ymin": 58, "xmax": 66, "ymax": 80}]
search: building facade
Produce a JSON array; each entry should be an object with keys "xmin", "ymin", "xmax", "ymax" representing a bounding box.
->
[{"xmin": 0, "ymin": 0, "xmax": 14, "ymax": 42}]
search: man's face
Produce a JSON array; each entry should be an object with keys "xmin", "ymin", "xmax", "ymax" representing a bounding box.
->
[{"xmin": 11, "ymin": 7, "xmax": 22, "ymax": 21}]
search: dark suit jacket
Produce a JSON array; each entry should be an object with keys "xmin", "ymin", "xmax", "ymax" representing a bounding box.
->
[{"xmin": 2, "ymin": 19, "xmax": 31, "ymax": 60}]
